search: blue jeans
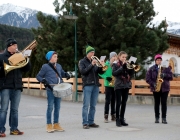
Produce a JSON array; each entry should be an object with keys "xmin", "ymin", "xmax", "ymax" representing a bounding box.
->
[
  {"xmin": 46, "ymin": 89, "xmax": 61, "ymax": 124},
  {"xmin": 82, "ymin": 85, "xmax": 99, "ymax": 125},
  {"xmin": 0, "ymin": 89, "xmax": 21, "ymax": 132}
]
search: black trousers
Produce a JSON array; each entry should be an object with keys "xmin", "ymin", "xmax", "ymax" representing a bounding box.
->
[
  {"xmin": 153, "ymin": 91, "xmax": 169, "ymax": 118},
  {"xmin": 104, "ymin": 87, "xmax": 115, "ymax": 115},
  {"xmin": 115, "ymin": 88, "xmax": 129, "ymax": 119}
]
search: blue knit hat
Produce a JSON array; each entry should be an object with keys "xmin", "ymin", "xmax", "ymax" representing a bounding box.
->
[{"xmin": 46, "ymin": 51, "xmax": 55, "ymax": 61}]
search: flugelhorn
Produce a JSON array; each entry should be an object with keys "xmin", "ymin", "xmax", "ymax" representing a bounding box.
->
[
  {"xmin": 91, "ymin": 56, "xmax": 108, "ymax": 71},
  {"xmin": 126, "ymin": 61, "xmax": 140, "ymax": 72}
]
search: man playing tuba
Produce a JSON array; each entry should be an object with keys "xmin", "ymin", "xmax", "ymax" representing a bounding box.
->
[{"xmin": 0, "ymin": 38, "xmax": 31, "ymax": 137}]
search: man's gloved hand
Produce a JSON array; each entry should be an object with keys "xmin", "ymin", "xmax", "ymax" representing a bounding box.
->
[
  {"xmin": 65, "ymin": 72, "xmax": 71, "ymax": 80},
  {"xmin": 106, "ymin": 77, "xmax": 112, "ymax": 82},
  {"xmin": 122, "ymin": 63, "xmax": 127, "ymax": 69},
  {"xmin": 160, "ymin": 73, "xmax": 166, "ymax": 79},
  {"xmin": 153, "ymin": 83, "xmax": 157, "ymax": 89},
  {"xmin": 42, "ymin": 78, "xmax": 48, "ymax": 85}
]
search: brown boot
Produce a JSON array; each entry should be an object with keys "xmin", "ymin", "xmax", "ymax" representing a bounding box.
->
[
  {"xmin": 111, "ymin": 114, "xmax": 116, "ymax": 121},
  {"xmin": 46, "ymin": 124, "xmax": 54, "ymax": 133},
  {"xmin": 104, "ymin": 114, "xmax": 108, "ymax": 123},
  {"xmin": 53, "ymin": 123, "xmax": 65, "ymax": 132}
]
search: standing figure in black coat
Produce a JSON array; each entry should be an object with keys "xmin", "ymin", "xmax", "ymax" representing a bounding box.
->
[
  {"xmin": 0, "ymin": 38, "xmax": 31, "ymax": 137},
  {"xmin": 112, "ymin": 51, "xmax": 134, "ymax": 127}
]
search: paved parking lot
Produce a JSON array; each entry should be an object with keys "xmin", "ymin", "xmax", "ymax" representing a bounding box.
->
[{"xmin": 3, "ymin": 94, "xmax": 180, "ymax": 140}]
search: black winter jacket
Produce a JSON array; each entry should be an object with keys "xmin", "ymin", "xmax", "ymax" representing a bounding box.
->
[
  {"xmin": 78, "ymin": 57, "xmax": 104, "ymax": 87},
  {"xmin": 112, "ymin": 61, "xmax": 134, "ymax": 90},
  {"xmin": 0, "ymin": 49, "xmax": 31, "ymax": 91}
]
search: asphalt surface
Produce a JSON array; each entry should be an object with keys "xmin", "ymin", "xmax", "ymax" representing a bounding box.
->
[{"xmin": 2, "ymin": 94, "xmax": 180, "ymax": 140}]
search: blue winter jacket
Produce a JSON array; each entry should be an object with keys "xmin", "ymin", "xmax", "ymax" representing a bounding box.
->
[{"xmin": 36, "ymin": 63, "xmax": 66, "ymax": 90}]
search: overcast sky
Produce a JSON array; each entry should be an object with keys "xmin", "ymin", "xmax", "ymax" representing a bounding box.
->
[{"xmin": 0, "ymin": 0, "xmax": 179, "ymax": 22}]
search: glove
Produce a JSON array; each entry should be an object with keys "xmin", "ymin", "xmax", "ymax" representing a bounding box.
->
[
  {"xmin": 122, "ymin": 63, "xmax": 127, "ymax": 69},
  {"xmin": 106, "ymin": 77, "xmax": 112, "ymax": 82},
  {"xmin": 130, "ymin": 61, "xmax": 134, "ymax": 65},
  {"xmin": 160, "ymin": 73, "xmax": 166, "ymax": 79},
  {"xmin": 42, "ymin": 78, "xmax": 48, "ymax": 85},
  {"xmin": 41, "ymin": 79, "xmax": 53, "ymax": 91},
  {"xmin": 65, "ymin": 72, "xmax": 71, "ymax": 80}
]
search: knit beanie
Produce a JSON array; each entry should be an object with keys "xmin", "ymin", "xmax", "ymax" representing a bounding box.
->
[
  {"xmin": 109, "ymin": 52, "xmax": 117, "ymax": 59},
  {"xmin": 46, "ymin": 51, "xmax": 55, "ymax": 61},
  {"xmin": 154, "ymin": 54, "xmax": 162, "ymax": 61},
  {"xmin": 6, "ymin": 38, "xmax": 17, "ymax": 48},
  {"xmin": 86, "ymin": 45, "xmax": 95, "ymax": 54}
]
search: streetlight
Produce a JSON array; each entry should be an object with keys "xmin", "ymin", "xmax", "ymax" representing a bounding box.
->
[{"xmin": 63, "ymin": 3, "xmax": 78, "ymax": 102}]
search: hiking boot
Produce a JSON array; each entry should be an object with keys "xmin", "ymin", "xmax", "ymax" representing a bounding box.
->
[
  {"xmin": 116, "ymin": 118, "xmax": 121, "ymax": 127},
  {"xmin": 53, "ymin": 123, "xmax": 64, "ymax": 132},
  {"xmin": 46, "ymin": 124, "xmax": 54, "ymax": 133},
  {"xmin": 155, "ymin": 118, "xmax": 159, "ymax": 123},
  {"xmin": 162, "ymin": 118, "xmax": 167, "ymax": 124},
  {"xmin": 10, "ymin": 129, "xmax": 24, "ymax": 135},
  {"xmin": 104, "ymin": 114, "xmax": 108, "ymax": 123},
  {"xmin": 89, "ymin": 123, "xmax": 99, "ymax": 128},
  {"xmin": 0, "ymin": 132, "xmax": 6, "ymax": 137},
  {"xmin": 120, "ymin": 118, "xmax": 128, "ymax": 126},
  {"xmin": 111, "ymin": 114, "xmax": 116, "ymax": 121},
  {"xmin": 83, "ymin": 124, "xmax": 89, "ymax": 129}
]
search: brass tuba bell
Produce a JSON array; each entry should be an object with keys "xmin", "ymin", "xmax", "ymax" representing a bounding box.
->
[{"xmin": 3, "ymin": 57, "xmax": 29, "ymax": 75}]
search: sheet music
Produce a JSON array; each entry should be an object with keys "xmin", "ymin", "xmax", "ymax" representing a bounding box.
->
[
  {"xmin": 161, "ymin": 60, "xmax": 169, "ymax": 68},
  {"xmin": 23, "ymin": 50, "xmax": 32, "ymax": 57},
  {"xmin": 128, "ymin": 56, "xmax": 137, "ymax": 63},
  {"xmin": 100, "ymin": 56, "xmax": 106, "ymax": 61}
]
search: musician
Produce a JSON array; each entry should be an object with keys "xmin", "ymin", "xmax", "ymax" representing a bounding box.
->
[
  {"xmin": 0, "ymin": 38, "xmax": 31, "ymax": 137},
  {"xmin": 146, "ymin": 54, "xmax": 173, "ymax": 124},
  {"xmin": 99, "ymin": 52, "xmax": 117, "ymax": 123},
  {"xmin": 78, "ymin": 45, "xmax": 104, "ymax": 129},
  {"xmin": 36, "ymin": 51, "xmax": 70, "ymax": 133},
  {"xmin": 112, "ymin": 51, "xmax": 134, "ymax": 127}
]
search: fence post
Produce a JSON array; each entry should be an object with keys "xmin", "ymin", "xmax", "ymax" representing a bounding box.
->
[
  {"xmin": 131, "ymin": 80, "xmax": 135, "ymax": 95},
  {"xmin": 27, "ymin": 77, "xmax": 30, "ymax": 89}
]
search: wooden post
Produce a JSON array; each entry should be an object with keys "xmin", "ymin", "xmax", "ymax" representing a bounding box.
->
[
  {"xmin": 131, "ymin": 80, "xmax": 135, "ymax": 96},
  {"xmin": 27, "ymin": 77, "xmax": 30, "ymax": 89},
  {"xmin": 101, "ymin": 79, "xmax": 105, "ymax": 94}
]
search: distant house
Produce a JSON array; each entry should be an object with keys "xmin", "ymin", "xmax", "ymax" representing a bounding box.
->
[{"xmin": 163, "ymin": 33, "xmax": 180, "ymax": 74}]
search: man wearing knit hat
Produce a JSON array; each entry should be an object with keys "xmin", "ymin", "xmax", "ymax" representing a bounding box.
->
[
  {"xmin": 99, "ymin": 52, "xmax": 117, "ymax": 123},
  {"xmin": 0, "ymin": 38, "xmax": 31, "ymax": 137},
  {"xmin": 79, "ymin": 45, "xmax": 105, "ymax": 129},
  {"xmin": 146, "ymin": 54, "xmax": 173, "ymax": 124},
  {"xmin": 36, "ymin": 50, "xmax": 70, "ymax": 133}
]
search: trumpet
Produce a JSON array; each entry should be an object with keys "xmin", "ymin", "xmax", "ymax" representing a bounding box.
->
[
  {"xmin": 91, "ymin": 56, "xmax": 108, "ymax": 71},
  {"xmin": 126, "ymin": 61, "xmax": 140, "ymax": 72}
]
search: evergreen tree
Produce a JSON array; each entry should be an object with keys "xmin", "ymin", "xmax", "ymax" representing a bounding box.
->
[{"xmin": 31, "ymin": 0, "xmax": 169, "ymax": 78}]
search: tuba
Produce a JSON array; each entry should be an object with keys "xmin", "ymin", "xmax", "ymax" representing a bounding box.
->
[
  {"xmin": 4, "ymin": 40, "xmax": 37, "ymax": 75},
  {"xmin": 91, "ymin": 56, "xmax": 108, "ymax": 71},
  {"xmin": 126, "ymin": 61, "xmax": 140, "ymax": 72},
  {"xmin": 155, "ymin": 65, "xmax": 163, "ymax": 92}
]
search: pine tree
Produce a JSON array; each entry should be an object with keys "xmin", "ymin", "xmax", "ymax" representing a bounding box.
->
[{"xmin": 31, "ymin": 0, "xmax": 169, "ymax": 78}]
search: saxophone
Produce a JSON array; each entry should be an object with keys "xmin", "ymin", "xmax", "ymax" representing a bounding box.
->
[
  {"xmin": 155, "ymin": 65, "xmax": 164, "ymax": 92},
  {"xmin": 109, "ymin": 76, "xmax": 115, "ymax": 86}
]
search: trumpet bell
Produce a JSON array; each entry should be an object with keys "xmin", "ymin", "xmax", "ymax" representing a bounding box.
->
[{"xmin": 132, "ymin": 64, "xmax": 141, "ymax": 72}]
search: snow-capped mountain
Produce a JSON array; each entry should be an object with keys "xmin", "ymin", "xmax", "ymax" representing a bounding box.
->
[
  {"xmin": 151, "ymin": 20, "xmax": 180, "ymax": 35},
  {"xmin": 0, "ymin": 3, "xmax": 180, "ymax": 35},
  {"xmin": 0, "ymin": 3, "xmax": 41, "ymax": 28}
]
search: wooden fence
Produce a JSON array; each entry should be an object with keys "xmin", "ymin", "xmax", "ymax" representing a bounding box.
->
[{"xmin": 22, "ymin": 78, "xmax": 180, "ymax": 96}]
